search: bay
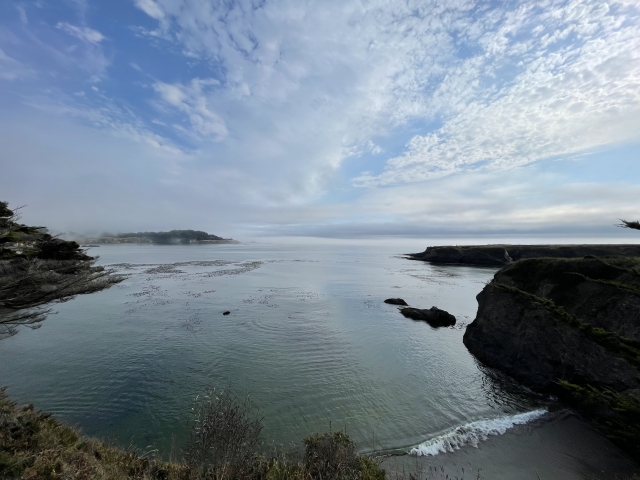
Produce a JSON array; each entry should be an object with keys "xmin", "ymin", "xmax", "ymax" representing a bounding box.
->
[{"xmin": 3, "ymin": 241, "xmax": 631, "ymax": 478}]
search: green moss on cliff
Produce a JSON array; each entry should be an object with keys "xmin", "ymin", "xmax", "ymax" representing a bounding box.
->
[
  {"xmin": 496, "ymin": 257, "xmax": 640, "ymax": 299},
  {"xmin": 490, "ymin": 282, "xmax": 640, "ymax": 368},
  {"xmin": 557, "ymin": 381, "xmax": 640, "ymax": 458},
  {"xmin": 467, "ymin": 256, "xmax": 640, "ymax": 461},
  {"xmin": 565, "ymin": 271, "xmax": 640, "ymax": 298}
]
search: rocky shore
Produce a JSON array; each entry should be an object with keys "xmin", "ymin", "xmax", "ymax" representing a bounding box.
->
[
  {"xmin": 463, "ymin": 256, "xmax": 640, "ymax": 459},
  {"xmin": 409, "ymin": 244, "xmax": 640, "ymax": 266}
]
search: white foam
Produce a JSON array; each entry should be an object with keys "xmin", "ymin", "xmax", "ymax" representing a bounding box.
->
[{"xmin": 409, "ymin": 409, "xmax": 547, "ymax": 456}]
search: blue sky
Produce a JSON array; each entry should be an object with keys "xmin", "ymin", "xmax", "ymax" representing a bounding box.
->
[{"xmin": 1, "ymin": 0, "xmax": 639, "ymax": 239}]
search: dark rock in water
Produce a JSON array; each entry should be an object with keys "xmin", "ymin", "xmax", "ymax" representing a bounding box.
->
[
  {"xmin": 223, "ymin": 311, "xmax": 230, "ymax": 315},
  {"xmin": 400, "ymin": 306, "xmax": 456, "ymax": 327},
  {"xmin": 384, "ymin": 298, "xmax": 408, "ymax": 305},
  {"xmin": 463, "ymin": 256, "xmax": 640, "ymax": 459},
  {"xmin": 408, "ymin": 244, "xmax": 640, "ymax": 267}
]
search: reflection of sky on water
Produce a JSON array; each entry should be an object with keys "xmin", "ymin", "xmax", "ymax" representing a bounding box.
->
[{"xmin": 0, "ymin": 243, "xmax": 543, "ymax": 456}]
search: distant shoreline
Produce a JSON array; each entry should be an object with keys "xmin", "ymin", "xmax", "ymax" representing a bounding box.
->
[
  {"xmin": 79, "ymin": 238, "xmax": 240, "ymax": 245},
  {"xmin": 408, "ymin": 243, "xmax": 640, "ymax": 267},
  {"xmin": 74, "ymin": 229, "xmax": 240, "ymax": 245}
]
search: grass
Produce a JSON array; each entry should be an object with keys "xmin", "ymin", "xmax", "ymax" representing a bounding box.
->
[
  {"xmin": 0, "ymin": 388, "xmax": 496, "ymax": 479},
  {"xmin": 0, "ymin": 388, "xmax": 390, "ymax": 480},
  {"xmin": 0, "ymin": 388, "xmax": 186, "ymax": 479}
]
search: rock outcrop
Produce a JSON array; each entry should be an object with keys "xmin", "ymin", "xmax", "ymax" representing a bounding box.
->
[
  {"xmin": 400, "ymin": 306, "xmax": 456, "ymax": 327},
  {"xmin": 409, "ymin": 244, "xmax": 640, "ymax": 267},
  {"xmin": 463, "ymin": 256, "xmax": 640, "ymax": 459},
  {"xmin": 384, "ymin": 298, "xmax": 408, "ymax": 306}
]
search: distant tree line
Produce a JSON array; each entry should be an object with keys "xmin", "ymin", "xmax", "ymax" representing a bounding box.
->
[{"xmin": 114, "ymin": 230, "xmax": 224, "ymax": 244}]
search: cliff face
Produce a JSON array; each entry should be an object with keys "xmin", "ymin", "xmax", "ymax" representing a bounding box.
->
[
  {"xmin": 463, "ymin": 256, "xmax": 640, "ymax": 458},
  {"xmin": 411, "ymin": 244, "xmax": 640, "ymax": 266}
]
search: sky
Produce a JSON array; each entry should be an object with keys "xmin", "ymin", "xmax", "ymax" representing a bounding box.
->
[{"xmin": 1, "ymin": 0, "xmax": 639, "ymax": 240}]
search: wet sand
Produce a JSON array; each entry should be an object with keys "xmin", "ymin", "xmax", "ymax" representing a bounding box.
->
[{"xmin": 379, "ymin": 411, "xmax": 639, "ymax": 480}]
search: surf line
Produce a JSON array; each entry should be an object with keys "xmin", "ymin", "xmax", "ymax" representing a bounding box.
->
[{"xmin": 410, "ymin": 409, "xmax": 547, "ymax": 456}]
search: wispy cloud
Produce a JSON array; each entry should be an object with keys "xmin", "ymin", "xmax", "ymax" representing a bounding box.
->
[
  {"xmin": 56, "ymin": 22, "xmax": 105, "ymax": 44},
  {"xmin": 153, "ymin": 78, "xmax": 228, "ymax": 141},
  {"xmin": 133, "ymin": 0, "xmax": 640, "ymax": 199},
  {"xmin": 134, "ymin": 0, "xmax": 165, "ymax": 22},
  {"xmin": 354, "ymin": 1, "xmax": 640, "ymax": 186},
  {"xmin": 15, "ymin": 6, "xmax": 27, "ymax": 25},
  {"xmin": 0, "ymin": 46, "xmax": 34, "ymax": 80}
]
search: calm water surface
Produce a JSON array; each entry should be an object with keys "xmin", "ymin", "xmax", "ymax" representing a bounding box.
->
[{"xmin": 0, "ymin": 243, "xmax": 544, "ymax": 455}]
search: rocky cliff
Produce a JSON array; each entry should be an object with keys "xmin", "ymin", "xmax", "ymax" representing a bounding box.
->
[
  {"xmin": 410, "ymin": 244, "xmax": 640, "ymax": 266},
  {"xmin": 463, "ymin": 256, "xmax": 640, "ymax": 459}
]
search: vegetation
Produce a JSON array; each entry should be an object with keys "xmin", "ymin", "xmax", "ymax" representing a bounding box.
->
[
  {"xmin": 557, "ymin": 381, "xmax": 640, "ymax": 459},
  {"xmin": 113, "ymin": 231, "xmax": 224, "ymax": 244},
  {"xmin": 619, "ymin": 219, "xmax": 640, "ymax": 231},
  {"xmin": 0, "ymin": 201, "xmax": 124, "ymax": 338},
  {"xmin": 490, "ymin": 281, "xmax": 640, "ymax": 368},
  {"xmin": 183, "ymin": 389, "xmax": 263, "ymax": 479},
  {"xmin": 0, "ymin": 387, "xmax": 388, "ymax": 480}
]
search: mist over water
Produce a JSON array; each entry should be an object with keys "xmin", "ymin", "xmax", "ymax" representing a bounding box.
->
[{"xmin": 0, "ymin": 242, "xmax": 545, "ymax": 455}]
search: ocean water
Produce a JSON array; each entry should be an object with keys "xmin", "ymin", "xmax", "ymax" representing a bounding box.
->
[{"xmin": 0, "ymin": 242, "xmax": 612, "ymax": 472}]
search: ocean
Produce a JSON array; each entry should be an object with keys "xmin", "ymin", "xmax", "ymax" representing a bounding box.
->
[{"xmin": 0, "ymin": 241, "xmax": 636, "ymax": 478}]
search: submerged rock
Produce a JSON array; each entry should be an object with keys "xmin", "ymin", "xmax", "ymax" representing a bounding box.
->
[
  {"xmin": 400, "ymin": 306, "xmax": 456, "ymax": 327},
  {"xmin": 384, "ymin": 298, "xmax": 408, "ymax": 306}
]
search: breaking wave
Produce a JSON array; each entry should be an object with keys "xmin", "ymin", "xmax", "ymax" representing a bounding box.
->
[{"xmin": 409, "ymin": 409, "xmax": 547, "ymax": 456}]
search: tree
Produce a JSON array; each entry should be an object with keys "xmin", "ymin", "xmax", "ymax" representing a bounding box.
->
[
  {"xmin": 0, "ymin": 201, "xmax": 124, "ymax": 338},
  {"xmin": 619, "ymin": 219, "xmax": 640, "ymax": 231}
]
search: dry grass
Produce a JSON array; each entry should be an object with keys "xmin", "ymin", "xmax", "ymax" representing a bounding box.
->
[
  {"xmin": 0, "ymin": 389, "xmax": 388, "ymax": 480},
  {"xmin": 0, "ymin": 388, "xmax": 189, "ymax": 479}
]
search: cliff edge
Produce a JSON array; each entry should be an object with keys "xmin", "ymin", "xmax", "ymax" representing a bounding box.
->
[
  {"xmin": 410, "ymin": 244, "xmax": 640, "ymax": 266},
  {"xmin": 463, "ymin": 256, "xmax": 640, "ymax": 459}
]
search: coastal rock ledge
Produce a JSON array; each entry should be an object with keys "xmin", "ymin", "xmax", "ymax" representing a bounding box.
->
[
  {"xmin": 463, "ymin": 256, "xmax": 640, "ymax": 459},
  {"xmin": 410, "ymin": 244, "xmax": 640, "ymax": 266}
]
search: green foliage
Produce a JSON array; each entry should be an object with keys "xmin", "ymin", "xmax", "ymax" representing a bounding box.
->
[
  {"xmin": 183, "ymin": 388, "xmax": 263, "ymax": 479},
  {"xmin": 498, "ymin": 257, "xmax": 640, "ymax": 299},
  {"xmin": 0, "ymin": 387, "xmax": 188, "ymax": 479},
  {"xmin": 0, "ymin": 386, "xmax": 389, "ymax": 480},
  {"xmin": 303, "ymin": 431, "xmax": 361, "ymax": 480},
  {"xmin": 357, "ymin": 456, "xmax": 386, "ymax": 480},
  {"xmin": 565, "ymin": 271, "xmax": 640, "ymax": 298},
  {"xmin": 115, "ymin": 230, "xmax": 223, "ymax": 244}
]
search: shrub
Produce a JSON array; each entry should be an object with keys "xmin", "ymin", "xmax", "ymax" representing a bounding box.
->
[
  {"xmin": 303, "ymin": 431, "xmax": 384, "ymax": 480},
  {"xmin": 183, "ymin": 388, "xmax": 263, "ymax": 479}
]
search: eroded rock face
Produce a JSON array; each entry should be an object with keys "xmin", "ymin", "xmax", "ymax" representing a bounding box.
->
[
  {"xmin": 464, "ymin": 257, "xmax": 640, "ymax": 390},
  {"xmin": 384, "ymin": 298, "xmax": 408, "ymax": 306},
  {"xmin": 463, "ymin": 257, "xmax": 640, "ymax": 458},
  {"xmin": 400, "ymin": 306, "xmax": 456, "ymax": 327}
]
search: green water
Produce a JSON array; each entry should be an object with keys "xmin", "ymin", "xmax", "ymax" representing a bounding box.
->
[{"xmin": 0, "ymin": 242, "xmax": 543, "ymax": 456}]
